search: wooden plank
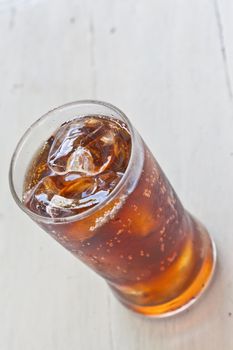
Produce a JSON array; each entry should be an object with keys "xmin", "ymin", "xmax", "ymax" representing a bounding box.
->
[{"xmin": 214, "ymin": 0, "xmax": 233, "ymax": 100}]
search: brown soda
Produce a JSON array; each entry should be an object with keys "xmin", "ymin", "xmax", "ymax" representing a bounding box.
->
[{"xmin": 23, "ymin": 115, "xmax": 215, "ymax": 316}]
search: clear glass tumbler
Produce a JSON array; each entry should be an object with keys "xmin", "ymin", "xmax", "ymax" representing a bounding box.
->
[{"xmin": 9, "ymin": 100, "xmax": 216, "ymax": 317}]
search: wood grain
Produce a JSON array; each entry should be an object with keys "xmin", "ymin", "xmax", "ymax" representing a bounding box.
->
[{"xmin": 0, "ymin": 0, "xmax": 233, "ymax": 349}]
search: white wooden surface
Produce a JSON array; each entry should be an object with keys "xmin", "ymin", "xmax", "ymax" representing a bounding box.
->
[{"xmin": 1, "ymin": 0, "xmax": 233, "ymax": 349}]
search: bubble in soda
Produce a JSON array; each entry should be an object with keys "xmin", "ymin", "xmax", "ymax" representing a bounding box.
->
[{"xmin": 23, "ymin": 116, "xmax": 131, "ymax": 218}]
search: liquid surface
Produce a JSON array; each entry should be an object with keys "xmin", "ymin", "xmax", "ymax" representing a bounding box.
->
[{"xmin": 23, "ymin": 116, "xmax": 131, "ymax": 218}]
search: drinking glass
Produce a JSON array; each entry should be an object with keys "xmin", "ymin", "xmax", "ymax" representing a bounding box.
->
[{"xmin": 9, "ymin": 100, "xmax": 216, "ymax": 317}]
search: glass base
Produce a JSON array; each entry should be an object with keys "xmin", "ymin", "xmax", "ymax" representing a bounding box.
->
[{"xmin": 111, "ymin": 231, "xmax": 217, "ymax": 318}]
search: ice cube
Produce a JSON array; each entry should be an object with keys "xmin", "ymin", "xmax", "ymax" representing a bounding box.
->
[
  {"xmin": 66, "ymin": 146, "xmax": 96, "ymax": 174},
  {"xmin": 23, "ymin": 176, "xmax": 62, "ymax": 217},
  {"xmin": 48, "ymin": 120, "xmax": 85, "ymax": 175},
  {"xmin": 24, "ymin": 174, "xmax": 100, "ymax": 218},
  {"xmin": 48, "ymin": 117, "xmax": 118, "ymax": 176},
  {"xmin": 59, "ymin": 175, "xmax": 105, "ymax": 212},
  {"xmin": 46, "ymin": 195, "xmax": 75, "ymax": 218}
]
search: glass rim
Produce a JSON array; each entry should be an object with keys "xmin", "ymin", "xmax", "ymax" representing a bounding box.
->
[{"xmin": 9, "ymin": 100, "xmax": 138, "ymax": 224}]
